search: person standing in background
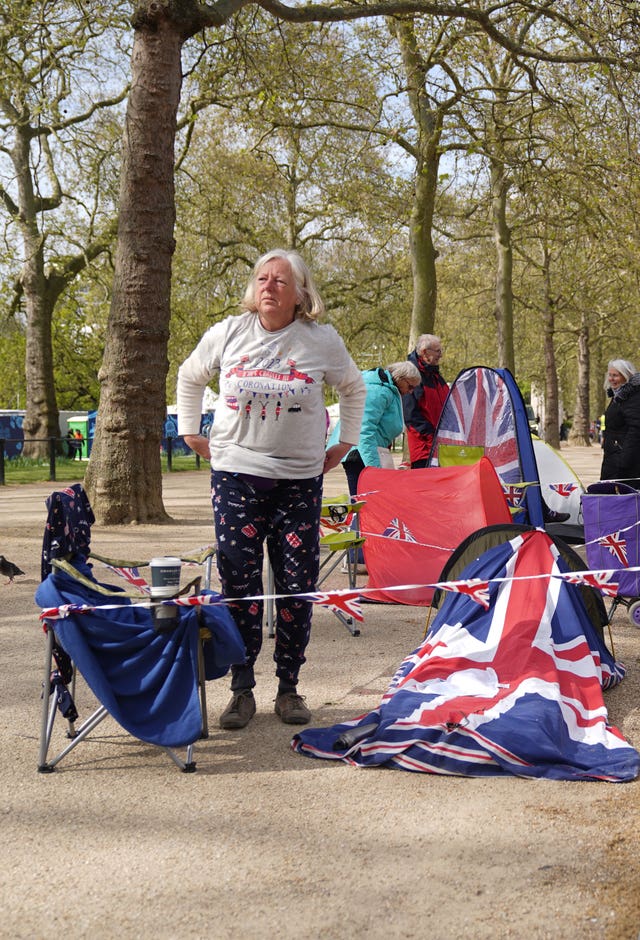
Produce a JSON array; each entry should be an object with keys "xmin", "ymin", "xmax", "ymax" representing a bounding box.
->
[
  {"xmin": 403, "ymin": 334, "xmax": 449, "ymax": 468},
  {"xmin": 329, "ymin": 360, "xmax": 421, "ymax": 497},
  {"xmin": 600, "ymin": 358, "xmax": 640, "ymax": 488}
]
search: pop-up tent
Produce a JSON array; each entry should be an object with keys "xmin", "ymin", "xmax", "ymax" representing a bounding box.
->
[
  {"xmin": 360, "ymin": 457, "xmax": 512, "ymax": 605},
  {"xmin": 293, "ymin": 528, "xmax": 639, "ymax": 782},
  {"xmin": 427, "ymin": 366, "xmax": 545, "ymax": 527},
  {"xmin": 533, "ymin": 437, "xmax": 584, "ymax": 526}
]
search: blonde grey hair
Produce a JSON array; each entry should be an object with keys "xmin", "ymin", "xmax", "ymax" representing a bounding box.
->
[
  {"xmin": 241, "ymin": 249, "xmax": 325, "ymax": 322},
  {"xmin": 604, "ymin": 359, "xmax": 637, "ymax": 390},
  {"xmin": 387, "ymin": 360, "xmax": 421, "ymax": 387},
  {"xmin": 416, "ymin": 334, "xmax": 441, "ymax": 355}
]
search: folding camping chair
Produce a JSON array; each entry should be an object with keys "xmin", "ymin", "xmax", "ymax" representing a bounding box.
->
[
  {"xmin": 266, "ymin": 496, "xmax": 366, "ymax": 638},
  {"xmin": 36, "ymin": 485, "xmax": 244, "ymax": 773}
]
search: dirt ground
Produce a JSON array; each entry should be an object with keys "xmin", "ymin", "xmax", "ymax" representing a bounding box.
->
[{"xmin": 0, "ymin": 446, "xmax": 639, "ymax": 939}]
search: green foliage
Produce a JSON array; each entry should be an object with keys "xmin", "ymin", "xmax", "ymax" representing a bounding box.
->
[
  {"xmin": 3, "ymin": 3, "xmax": 640, "ymax": 440},
  {"xmin": 51, "ymin": 277, "xmax": 110, "ymax": 411},
  {"xmin": 168, "ymin": 17, "xmax": 415, "ymax": 397},
  {"xmin": 0, "ymin": 326, "xmax": 26, "ymax": 410}
]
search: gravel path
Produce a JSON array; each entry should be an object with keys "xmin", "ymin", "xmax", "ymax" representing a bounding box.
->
[{"xmin": 1, "ymin": 444, "xmax": 638, "ymax": 939}]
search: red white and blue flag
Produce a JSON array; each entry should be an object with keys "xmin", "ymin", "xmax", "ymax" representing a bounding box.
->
[
  {"xmin": 561, "ymin": 570, "xmax": 620, "ymax": 597},
  {"xmin": 549, "ymin": 482, "xmax": 578, "ymax": 499},
  {"xmin": 105, "ymin": 565, "xmax": 151, "ymax": 594},
  {"xmin": 382, "ymin": 517, "xmax": 418, "ymax": 543},
  {"xmin": 440, "ymin": 578, "xmax": 490, "ymax": 609},
  {"xmin": 431, "ymin": 367, "xmax": 520, "ymax": 483},
  {"xmin": 502, "ymin": 483, "xmax": 526, "ymax": 509},
  {"xmin": 307, "ymin": 589, "xmax": 364, "ymax": 622},
  {"xmin": 597, "ymin": 532, "xmax": 629, "ymax": 567},
  {"xmin": 293, "ymin": 530, "xmax": 638, "ymax": 781}
]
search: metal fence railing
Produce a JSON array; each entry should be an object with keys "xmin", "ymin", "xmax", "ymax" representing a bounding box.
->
[{"xmin": 0, "ymin": 437, "xmax": 61, "ymax": 485}]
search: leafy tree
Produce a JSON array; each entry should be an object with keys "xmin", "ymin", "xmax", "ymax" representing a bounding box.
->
[
  {"xmin": 85, "ymin": 0, "xmax": 640, "ymax": 522},
  {"xmin": 168, "ymin": 17, "xmax": 413, "ymax": 395},
  {"xmin": 0, "ymin": 0, "xmax": 128, "ymax": 455}
]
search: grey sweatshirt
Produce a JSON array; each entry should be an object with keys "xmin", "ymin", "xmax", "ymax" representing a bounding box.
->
[{"xmin": 177, "ymin": 311, "xmax": 365, "ymax": 479}]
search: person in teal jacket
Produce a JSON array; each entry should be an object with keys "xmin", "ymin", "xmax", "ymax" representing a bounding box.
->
[{"xmin": 329, "ymin": 360, "xmax": 420, "ymax": 498}]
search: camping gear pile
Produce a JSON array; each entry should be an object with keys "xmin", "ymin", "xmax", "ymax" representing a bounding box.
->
[
  {"xmin": 293, "ymin": 368, "xmax": 638, "ymax": 781},
  {"xmin": 293, "ymin": 528, "xmax": 638, "ymax": 781}
]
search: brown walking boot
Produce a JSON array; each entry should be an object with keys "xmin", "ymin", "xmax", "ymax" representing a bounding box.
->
[
  {"xmin": 219, "ymin": 690, "xmax": 256, "ymax": 730},
  {"xmin": 274, "ymin": 691, "xmax": 311, "ymax": 725}
]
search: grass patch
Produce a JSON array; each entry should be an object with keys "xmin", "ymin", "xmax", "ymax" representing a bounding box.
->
[{"xmin": 1, "ymin": 453, "xmax": 208, "ymax": 485}]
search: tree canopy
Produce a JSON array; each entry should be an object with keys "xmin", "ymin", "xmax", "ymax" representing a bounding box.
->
[{"xmin": 2, "ymin": 1, "xmax": 640, "ymax": 521}]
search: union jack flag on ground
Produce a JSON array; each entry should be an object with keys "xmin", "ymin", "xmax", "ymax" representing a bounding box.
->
[{"xmin": 293, "ymin": 530, "xmax": 638, "ymax": 781}]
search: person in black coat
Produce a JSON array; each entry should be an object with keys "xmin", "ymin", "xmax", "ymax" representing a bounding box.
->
[{"xmin": 600, "ymin": 358, "xmax": 640, "ymax": 488}]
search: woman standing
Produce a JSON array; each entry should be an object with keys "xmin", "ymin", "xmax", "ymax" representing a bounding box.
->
[
  {"xmin": 600, "ymin": 358, "xmax": 640, "ymax": 488},
  {"xmin": 177, "ymin": 250, "xmax": 365, "ymax": 729}
]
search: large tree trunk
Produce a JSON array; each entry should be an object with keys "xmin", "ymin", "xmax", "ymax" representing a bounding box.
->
[
  {"xmin": 541, "ymin": 247, "xmax": 560, "ymax": 448},
  {"xmin": 389, "ymin": 17, "xmax": 441, "ymax": 351},
  {"xmin": 490, "ymin": 159, "xmax": 515, "ymax": 373},
  {"xmin": 408, "ymin": 151, "xmax": 439, "ymax": 348},
  {"xmin": 13, "ymin": 125, "xmax": 59, "ymax": 456},
  {"xmin": 568, "ymin": 314, "xmax": 592, "ymax": 446},
  {"xmin": 85, "ymin": 14, "xmax": 186, "ymax": 523},
  {"xmin": 22, "ymin": 240, "xmax": 60, "ymax": 457}
]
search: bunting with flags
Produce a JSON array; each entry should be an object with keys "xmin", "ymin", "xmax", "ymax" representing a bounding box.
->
[
  {"xmin": 597, "ymin": 532, "xmax": 629, "ymax": 567},
  {"xmin": 583, "ymin": 488, "xmax": 640, "ymax": 598}
]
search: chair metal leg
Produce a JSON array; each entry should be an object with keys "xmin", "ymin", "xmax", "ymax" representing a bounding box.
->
[
  {"xmin": 38, "ymin": 628, "xmax": 56, "ymax": 772},
  {"xmin": 163, "ymin": 744, "xmax": 197, "ymax": 773},
  {"xmin": 39, "ymin": 703, "xmax": 109, "ymax": 772},
  {"xmin": 197, "ymin": 637, "xmax": 209, "ymax": 739},
  {"xmin": 266, "ymin": 562, "xmax": 275, "ymax": 638},
  {"xmin": 39, "ymin": 623, "xmax": 199, "ymax": 773}
]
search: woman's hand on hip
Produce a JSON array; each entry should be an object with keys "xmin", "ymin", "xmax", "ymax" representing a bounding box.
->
[
  {"xmin": 183, "ymin": 434, "xmax": 211, "ymax": 460},
  {"xmin": 323, "ymin": 441, "xmax": 355, "ymax": 474}
]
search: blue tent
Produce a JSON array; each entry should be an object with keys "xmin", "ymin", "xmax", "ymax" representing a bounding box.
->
[{"xmin": 427, "ymin": 366, "xmax": 544, "ymax": 527}]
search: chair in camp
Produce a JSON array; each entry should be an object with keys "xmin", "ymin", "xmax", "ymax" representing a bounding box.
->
[
  {"xmin": 266, "ymin": 496, "xmax": 366, "ymax": 638},
  {"xmin": 36, "ymin": 485, "xmax": 244, "ymax": 773}
]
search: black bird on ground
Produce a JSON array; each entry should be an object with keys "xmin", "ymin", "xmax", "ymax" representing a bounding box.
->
[{"xmin": 0, "ymin": 555, "xmax": 25, "ymax": 582}]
